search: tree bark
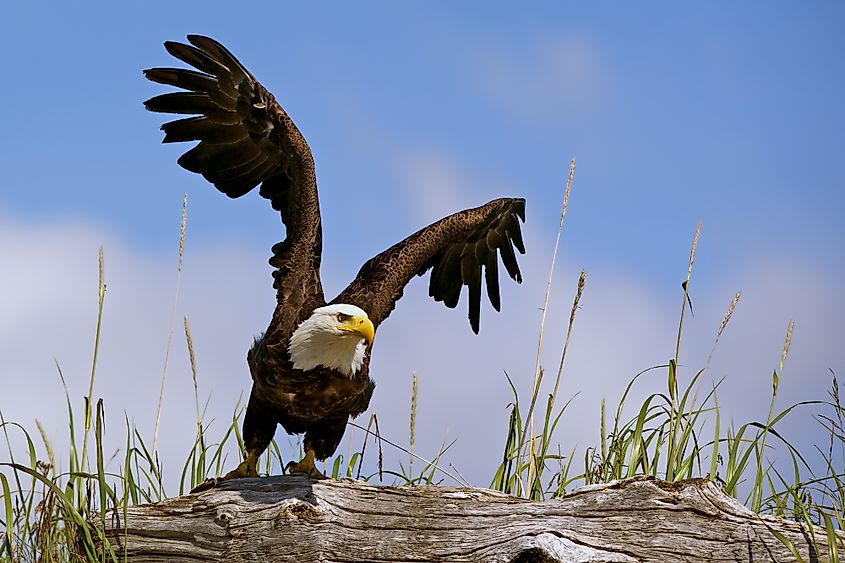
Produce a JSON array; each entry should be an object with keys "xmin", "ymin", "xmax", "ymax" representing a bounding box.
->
[{"xmin": 100, "ymin": 475, "xmax": 842, "ymax": 562}]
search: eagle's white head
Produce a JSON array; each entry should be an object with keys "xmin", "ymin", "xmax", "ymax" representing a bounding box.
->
[{"xmin": 287, "ymin": 304, "xmax": 375, "ymax": 377}]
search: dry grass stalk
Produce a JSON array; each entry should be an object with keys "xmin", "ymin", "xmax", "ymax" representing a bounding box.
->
[
  {"xmin": 35, "ymin": 419, "xmax": 55, "ymax": 471},
  {"xmin": 718, "ymin": 292, "xmax": 741, "ymax": 337},
  {"xmin": 183, "ymin": 315, "xmax": 203, "ymax": 449},
  {"xmin": 152, "ymin": 194, "xmax": 188, "ymax": 458},
  {"xmin": 356, "ymin": 413, "xmax": 378, "ymax": 480},
  {"xmin": 178, "ymin": 192, "xmax": 187, "ymax": 272},
  {"xmin": 348, "ymin": 421, "xmax": 468, "ymax": 486},
  {"xmin": 98, "ymin": 246, "xmax": 105, "ymax": 292},
  {"xmin": 687, "ymin": 223, "xmax": 700, "ymax": 280},
  {"xmin": 33, "ymin": 485, "xmax": 57, "ymax": 556},
  {"xmin": 518, "ymin": 158, "xmax": 576, "ymax": 483},
  {"xmin": 527, "ymin": 431, "xmax": 537, "ymax": 497},
  {"xmin": 779, "ymin": 319, "xmax": 795, "ymax": 375},
  {"xmin": 410, "ymin": 371, "xmax": 418, "ymax": 474},
  {"xmin": 183, "ymin": 316, "xmax": 198, "ymax": 397},
  {"xmin": 81, "ymin": 246, "xmax": 106, "ymax": 470},
  {"xmin": 704, "ymin": 291, "xmax": 741, "ymax": 373},
  {"xmin": 550, "ymin": 270, "xmax": 586, "ymax": 408},
  {"xmin": 673, "ymin": 222, "xmax": 702, "ymax": 369}
]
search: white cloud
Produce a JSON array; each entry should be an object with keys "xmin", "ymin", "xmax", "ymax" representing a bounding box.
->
[
  {"xmin": 396, "ymin": 148, "xmax": 514, "ymax": 225},
  {"xmin": 467, "ymin": 36, "xmax": 608, "ymax": 119},
  {"xmin": 398, "ymin": 150, "xmax": 471, "ymax": 223},
  {"xmin": 0, "ymin": 210, "xmax": 267, "ymax": 492},
  {"xmin": 1, "ymin": 206, "xmax": 841, "ymax": 492}
]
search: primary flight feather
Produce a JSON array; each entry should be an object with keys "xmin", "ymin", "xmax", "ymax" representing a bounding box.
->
[{"xmin": 144, "ymin": 35, "xmax": 526, "ymax": 484}]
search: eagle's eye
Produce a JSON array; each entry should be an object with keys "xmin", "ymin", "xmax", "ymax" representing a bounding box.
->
[{"xmin": 336, "ymin": 312, "xmax": 351, "ymax": 323}]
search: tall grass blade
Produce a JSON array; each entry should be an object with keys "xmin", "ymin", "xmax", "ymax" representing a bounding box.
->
[
  {"xmin": 766, "ymin": 524, "xmax": 806, "ymax": 563},
  {"xmin": 674, "ymin": 222, "xmax": 700, "ymax": 367},
  {"xmin": 81, "ymin": 246, "xmax": 107, "ymax": 476},
  {"xmin": 2, "ymin": 463, "xmax": 102, "ymax": 562},
  {"xmin": 822, "ymin": 512, "xmax": 839, "ymax": 563},
  {"xmin": 752, "ymin": 319, "xmax": 795, "ymax": 512},
  {"xmin": 1, "ymin": 472, "xmax": 13, "ymax": 559},
  {"xmin": 709, "ymin": 386, "xmax": 721, "ymax": 481}
]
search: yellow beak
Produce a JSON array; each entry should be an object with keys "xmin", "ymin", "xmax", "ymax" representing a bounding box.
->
[{"xmin": 340, "ymin": 315, "xmax": 375, "ymax": 346}]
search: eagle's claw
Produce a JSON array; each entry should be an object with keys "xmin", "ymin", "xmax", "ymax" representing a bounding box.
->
[
  {"xmin": 285, "ymin": 461, "xmax": 327, "ymax": 479},
  {"xmin": 286, "ymin": 449, "xmax": 327, "ymax": 479},
  {"xmin": 190, "ymin": 454, "xmax": 260, "ymax": 493}
]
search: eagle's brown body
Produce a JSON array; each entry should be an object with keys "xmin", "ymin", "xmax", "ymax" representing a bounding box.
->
[
  {"xmin": 144, "ymin": 35, "xmax": 525, "ymax": 481},
  {"xmin": 246, "ymin": 332, "xmax": 375, "ymax": 461}
]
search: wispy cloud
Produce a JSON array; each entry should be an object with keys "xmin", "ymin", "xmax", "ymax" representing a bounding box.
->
[
  {"xmin": 0, "ymin": 210, "xmax": 266, "ymax": 487},
  {"xmin": 466, "ymin": 35, "xmax": 608, "ymax": 120},
  {"xmin": 1, "ymin": 207, "xmax": 841, "ymax": 487},
  {"xmin": 396, "ymin": 148, "xmax": 514, "ymax": 224}
]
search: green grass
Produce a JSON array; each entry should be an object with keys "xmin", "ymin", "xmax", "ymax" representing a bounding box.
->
[
  {"xmin": 487, "ymin": 214, "xmax": 844, "ymax": 556},
  {"xmin": 0, "ymin": 223, "xmax": 465, "ymax": 561},
  {"xmin": 2, "ymin": 177, "xmax": 844, "ymax": 561}
]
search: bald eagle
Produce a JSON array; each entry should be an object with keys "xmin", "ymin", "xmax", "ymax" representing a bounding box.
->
[{"xmin": 143, "ymin": 35, "xmax": 525, "ymax": 485}]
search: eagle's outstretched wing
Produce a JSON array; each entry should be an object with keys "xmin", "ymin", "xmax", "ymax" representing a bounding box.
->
[
  {"xmin": 144, "ymin": 35, "xmax": 323, "ymax": 314},
  {"xmin": 333, "ymin": 198, "xmax": 525, "ymax": 333}
]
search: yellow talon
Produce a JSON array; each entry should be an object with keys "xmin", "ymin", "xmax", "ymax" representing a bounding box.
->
[
  {"xmin": 285, "ymin": 449, "xmax": 327, "ymax": 479},
  {"xmin": 191, "ymin": 452, "xmax": 259, "ymax": 493}
]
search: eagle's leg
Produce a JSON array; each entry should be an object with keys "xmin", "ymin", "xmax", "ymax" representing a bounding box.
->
[
  {"xmin": 222, "ymin": 451, "xmax": 260, "ymax": 480},
  {"xmin": 285, "ymin": 447, "xmax": 326, "ymax": 479},
  {"xmin": 190, "ymin": 451, "xmax": 261, "ymax": 494},
  {"xmin": 191, "ymin": 390, "xmax": 276, "ymax": 493},
  {"xmin": 231, "ymin": 389, "xmax": 277, "ymax": 476},
  {"xmin": 286, "ymin": 418, "xmax": 344, "ymax": 479}
]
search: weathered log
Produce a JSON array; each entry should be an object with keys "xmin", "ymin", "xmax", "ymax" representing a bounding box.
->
[{"xmin": 100, "ymin": 475, "xmax": 842, "ymax": 562}]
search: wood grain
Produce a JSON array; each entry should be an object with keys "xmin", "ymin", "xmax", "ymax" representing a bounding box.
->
[{"xmin": 100, "ymin": 475, "xmax": 842, "ymax": 562}]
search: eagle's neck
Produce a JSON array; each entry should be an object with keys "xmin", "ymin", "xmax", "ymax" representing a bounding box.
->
[{"xmin": 287, "ymin": 316, "xmax": 367, "ymax": 377}]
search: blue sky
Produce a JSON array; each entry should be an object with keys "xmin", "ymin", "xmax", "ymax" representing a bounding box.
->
[
  {"xmin": 4, "ymin": 3, "xmax": 843, "ymax": 286},
  {"xmin": 2, "ymin": 2, "xmax": 843, "ymax": 488}
]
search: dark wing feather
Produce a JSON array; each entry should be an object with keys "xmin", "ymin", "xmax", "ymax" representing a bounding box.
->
[
  {"xmin": 333, "ymin": 198, "xmax": 525, "ymax": 333},
  {"xmin": 482, "ymin": 245, "xmax": 501, "ymax": 312},
  {"xmin": 434, "ymin": 244, "xmax": 464, "ymax": 309},
  {"xmin": 159, "ymin": 116, "xmax": 248, "ymax": 144},
  {"xmin": 145, "ymin": 67, "xmax": 220, "ymax": 93},
  {"xmin": 462, "ymin": 251, "xmax": 482, "ymax": 333},
  {"xmin": 144, "ymin": 35, "xmax": 324, "ymax": 322}
]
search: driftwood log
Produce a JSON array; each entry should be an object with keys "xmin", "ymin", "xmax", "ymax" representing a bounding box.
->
[{"xmin": 101, "ymin": 475, "xmax": 842, "ymax": 562}]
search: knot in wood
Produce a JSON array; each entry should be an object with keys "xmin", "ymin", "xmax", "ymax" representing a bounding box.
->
[
  {"xmin": 511, "ymin": 532, "xmax": 637, "ymax": 563},
  {"xmin": 213, "ymin": 507, "xmax": 237, "ymax": 528},
  {"xmin": 274, "ymin": 498, "xmax": 321, "ymax": 526},
  {"xmin": 509, "ymin": 547, "xmax": 561, "ymax": 563}
]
